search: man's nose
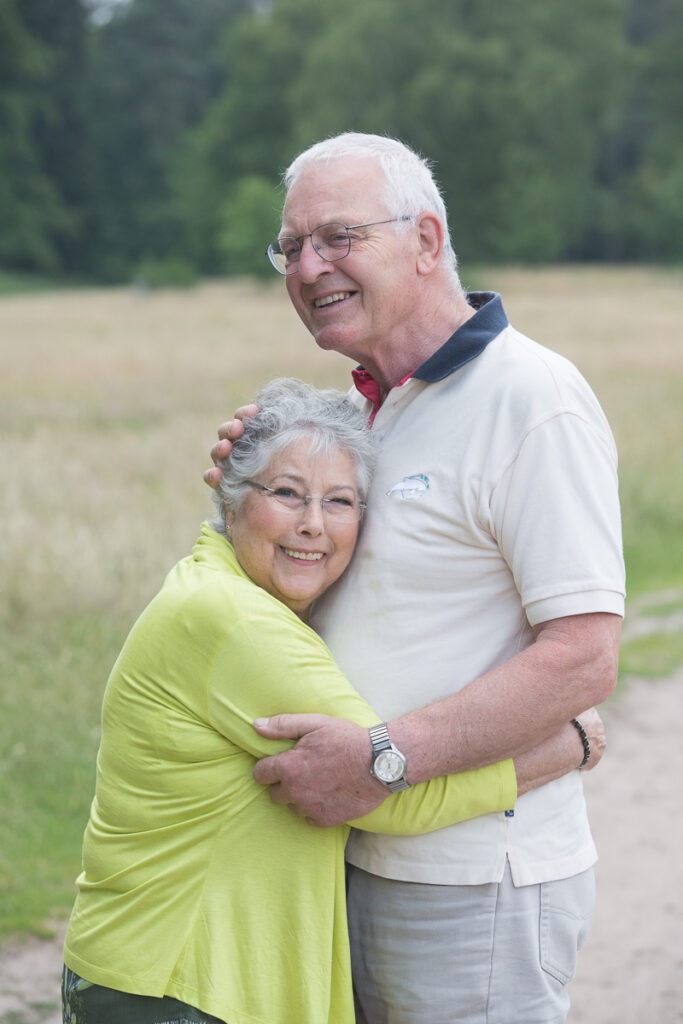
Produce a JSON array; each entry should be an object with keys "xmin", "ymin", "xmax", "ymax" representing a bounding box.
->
[{"xmin": 297, "ymin": 237, "xmax": 332, "ymax": 282}]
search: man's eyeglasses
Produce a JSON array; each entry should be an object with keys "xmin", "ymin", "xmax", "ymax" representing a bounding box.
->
[
  {"xmin": 266, "ymin": 217, "xmax": 414, "ymax": 276},
  {"xmin": 245, "ymin": 480, "xmax": 366, "ymax": 521}
]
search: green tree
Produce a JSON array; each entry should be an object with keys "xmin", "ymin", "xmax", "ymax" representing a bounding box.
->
[
  {"xmin": 217, "ymin": 175, "xmax": 282, "ymax": 277},
  {"xmin": 611, "ymin": 0, "xmax": 683, "ymax": 259},
  {"xmin": 18, "ymin": 0, "xmax": 91, "ymax": 274},
  {"xmin": 3, "ymin": 0, "xmax": 679, "ymax": 281},
  {"xmin": 0, "ymin": 0, "xmax": 73, "ymax": 272},
  {"xmin": 80, "ymin": 0, "xmax": 252, "ymax": 280},
  {"xmin": 173, "ymin": 0, "xmax": 333, "ymax": 272},
  {"xmin": 285, "ymin": 0, "xmax": 632, "ymax": 263}
]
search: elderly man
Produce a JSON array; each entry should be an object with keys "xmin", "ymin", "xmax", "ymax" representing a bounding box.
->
[{"xmin": 208, "ymin": 133, "xmax": 624, "ymax": 1024}]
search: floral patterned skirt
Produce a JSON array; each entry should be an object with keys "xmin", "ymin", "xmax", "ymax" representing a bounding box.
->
[{"xmin": 62, "ymin": 966, "xmax": 226, "ymax": 1024}]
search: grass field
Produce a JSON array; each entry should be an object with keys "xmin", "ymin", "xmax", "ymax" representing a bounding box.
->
[{"xmin": 1, "ymin": 266, "xmax": 682, "ymax": 936}]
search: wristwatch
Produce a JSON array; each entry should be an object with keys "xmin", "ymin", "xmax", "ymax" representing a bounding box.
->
[{"xmin": 369, "ymin": 723, "xmax": 410, "ymax": 792}]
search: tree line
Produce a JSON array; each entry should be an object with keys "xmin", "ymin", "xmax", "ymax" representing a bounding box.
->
[{"xmin": 2, "ymin": 0, "xmax": 681, "ymax": 283}]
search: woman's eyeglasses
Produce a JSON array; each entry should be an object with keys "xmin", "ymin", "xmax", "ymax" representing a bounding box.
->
[{"xmin": 245, "ymin": 480, "xmax": 366, "ymax": 521}]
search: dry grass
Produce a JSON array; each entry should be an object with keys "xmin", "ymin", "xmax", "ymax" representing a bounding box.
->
[
  {"xmin": 0, "ymin": 279, "xmax": 350, "ymax": 622},
  {"xmin": 1, "ymin": 266, "xmax": 681, "ymax": 934}
]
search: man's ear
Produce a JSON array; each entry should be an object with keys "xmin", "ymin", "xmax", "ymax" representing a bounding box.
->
[{"xmin": 415, "ymin": 213, "xmax": 443, "ymax": 276}]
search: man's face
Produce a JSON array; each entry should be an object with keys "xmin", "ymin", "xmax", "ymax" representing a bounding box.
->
[{"xmin": 281, "ymin": 158, "xmax": 420, "ymax": 368}]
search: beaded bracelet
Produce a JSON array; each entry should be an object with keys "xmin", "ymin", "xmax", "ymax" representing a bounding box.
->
[{"xmin": 571, "ymin": 717, "xmax": 591, "ymax": 768}]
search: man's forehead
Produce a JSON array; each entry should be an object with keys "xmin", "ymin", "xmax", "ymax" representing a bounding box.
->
[{"xmin": 281, "ymin": 158, "xmax": 386, "ymax": 230}]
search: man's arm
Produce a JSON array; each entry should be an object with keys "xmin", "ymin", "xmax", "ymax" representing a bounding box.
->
[
  {"xmin": 395, "ymin": 611, "xmax": 620, "ymax": 781},
  {"xmin": 252, "ymin": 705, "xmax": 606, "ymax": 827},
  {"xmin": 252, "ymin": 611, "xmax": 620, "ymax": 825}
]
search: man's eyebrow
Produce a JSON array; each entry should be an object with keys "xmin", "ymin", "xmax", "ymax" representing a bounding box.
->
[{"xmin": 278, "ymin": 219, "xmax": 350, "ymax": 236}]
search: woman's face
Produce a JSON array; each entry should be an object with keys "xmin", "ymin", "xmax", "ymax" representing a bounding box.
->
[{"xmin": 226, "ymin": 437, "xmax": 362, "ymax": 617}]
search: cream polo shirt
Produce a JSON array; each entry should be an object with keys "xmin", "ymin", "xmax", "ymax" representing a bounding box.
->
[{"xmin": 311, "ymin": 293, "xmax": 626, "ymax": 887}]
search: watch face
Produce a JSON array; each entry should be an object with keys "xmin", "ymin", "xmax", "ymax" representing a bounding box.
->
[{"xmin": 374, "ymin": 749, "xmax": 406, "ymax": 783}]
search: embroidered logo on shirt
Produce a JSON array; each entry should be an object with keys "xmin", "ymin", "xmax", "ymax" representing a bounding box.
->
[{"xmin": 386, "ymin": 474, "xmax": 430, "ymax": 501}]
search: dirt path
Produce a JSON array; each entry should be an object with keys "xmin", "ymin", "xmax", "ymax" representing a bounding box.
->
[
  {"xmin": 0, "ymin": 921, "xmax": 65, "ymax": 1024},
  {"xmin": 2, "ymin": 670, "xmax": 683, "ymax": 1024},
  {"xmin": 569, "ymin": 667, "xmax": 683, "ymax": 1023}
]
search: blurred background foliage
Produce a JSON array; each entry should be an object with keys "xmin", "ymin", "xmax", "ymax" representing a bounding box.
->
[{"xmin": 1, "ymin": 0, "xmax": 682, "ymax": 284}]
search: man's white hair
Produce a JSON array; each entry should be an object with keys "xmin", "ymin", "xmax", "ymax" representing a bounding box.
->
[{"xmin": 284, "ymin": 133, "xmax": 461, "ymax": 287}]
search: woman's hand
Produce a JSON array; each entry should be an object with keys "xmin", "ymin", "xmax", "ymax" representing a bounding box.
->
[
  {"xmin": 573, "ymin": 706, "xmax": 607, "ymax": 770},
  {"xmin": 514, "ymin": 707, "xmax": 607, "ymax": 796}
]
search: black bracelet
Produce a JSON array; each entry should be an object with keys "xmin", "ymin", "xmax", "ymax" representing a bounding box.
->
[{"xmin": 571, "ymin": 718, "xmax": 591, "ymax": 768}]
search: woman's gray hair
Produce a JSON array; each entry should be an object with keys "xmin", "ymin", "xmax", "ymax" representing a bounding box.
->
[
  {"xmin": 210, "ymin": 378, "xmax": 376, "ymax": 534},
  {"xmin": 283, "ymin": 132, "xmax": 462, "ymax": 288}
]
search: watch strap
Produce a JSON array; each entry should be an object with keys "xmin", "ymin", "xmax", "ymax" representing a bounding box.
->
[
  {"xmin": 369, "ymin": 722, "xmax": 392, "ymax": 751},
  {"xmin": 369, "ymin": 722, "xmax": 410, "ymax": 792},
  {"xmin": 384, "ymin": 775, "xmax": 410, "ymax": 793}
]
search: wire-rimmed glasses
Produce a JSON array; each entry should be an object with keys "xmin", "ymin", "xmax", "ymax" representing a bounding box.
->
[
  {"xmin": 266, "ymin": 217, "xmax": 414, "ymax": 275},
  {"xmin": 245, "ymin": 481, "xmax": 366, "ymax": 522}
]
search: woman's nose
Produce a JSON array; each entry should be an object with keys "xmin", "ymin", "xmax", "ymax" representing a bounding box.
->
[{"xmin": 296, "ymin": 498, "xmax": 325, "ymax": 534}]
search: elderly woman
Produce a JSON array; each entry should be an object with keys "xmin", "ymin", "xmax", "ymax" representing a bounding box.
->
[{"xmin": 62, "ymin": 379, "xmax": 599, "ymax": 1024}]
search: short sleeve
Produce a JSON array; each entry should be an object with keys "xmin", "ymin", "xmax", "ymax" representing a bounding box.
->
[{"xmin": 491, "ymin": 411, "xmax": 625, "ymax": 625}]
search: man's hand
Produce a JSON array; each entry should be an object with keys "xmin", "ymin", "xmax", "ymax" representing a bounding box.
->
[
  {"xmin": 252, "ymin": 714, "xmax": 388, "ymax": 826},
  {"xmin": 203, "ymin": 404, "xmax": 259, "ymax": 489}
]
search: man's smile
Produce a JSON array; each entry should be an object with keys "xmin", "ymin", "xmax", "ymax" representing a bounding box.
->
[{"xmin": 313, "ymin": 291, "xmax": 354, "ymax": 308}]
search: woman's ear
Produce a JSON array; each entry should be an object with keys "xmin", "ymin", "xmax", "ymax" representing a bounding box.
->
[{"xmin": 415, "ymin": 213, "xmax": 443, "ymax": 276}]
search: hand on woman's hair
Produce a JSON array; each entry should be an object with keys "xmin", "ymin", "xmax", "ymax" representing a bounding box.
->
[{"xmin": 204, "ymin": 405, "xmax": 260, "ymax": 489}]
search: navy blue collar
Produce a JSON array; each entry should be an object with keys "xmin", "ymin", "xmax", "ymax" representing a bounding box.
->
[{"xmin": 412, "ymin": 292, "xmax": 508, "ymax": 382}]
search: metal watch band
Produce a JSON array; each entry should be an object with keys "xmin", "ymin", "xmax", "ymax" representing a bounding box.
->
[
  {"xmin": 369, "ymin": 722, "xmax": 410, "ymax": 792},
  {"xmin": 384, "ymin": 775, "xmax": 410, "ymax": 793},
  {"xmin": 369, "ymin": 722, "xmax": 392, "ymax": 750}
]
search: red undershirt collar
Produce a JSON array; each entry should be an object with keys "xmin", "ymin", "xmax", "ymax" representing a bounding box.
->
[{"xmin": 351, "ymin": 367, "xmax": 415, "ymax": 425}]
